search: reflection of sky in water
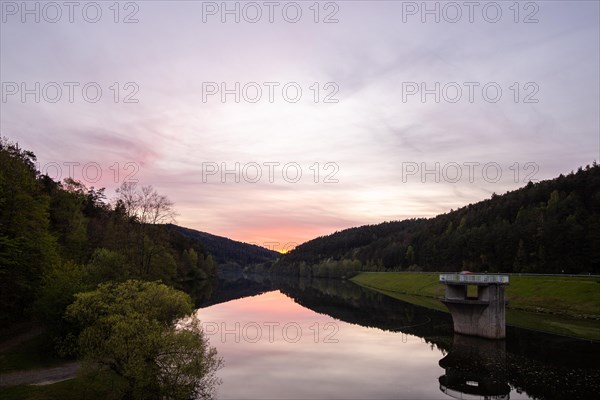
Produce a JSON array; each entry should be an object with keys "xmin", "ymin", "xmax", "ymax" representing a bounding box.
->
[{"xmin": 195, "ymin": 290, "xmax": 531, "ymax": 399}]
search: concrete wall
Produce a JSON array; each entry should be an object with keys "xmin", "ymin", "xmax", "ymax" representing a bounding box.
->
[
  {"xmin": 442, "ymin": 283, "xmax": 506, "ymax": 339},
  {"xmin": 445, "ymin": 284, "xmax": 467, "ymax": 300}
]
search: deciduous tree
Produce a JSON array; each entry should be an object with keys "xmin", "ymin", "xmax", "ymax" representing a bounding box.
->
[{"xmin": 66, "ymin": 280, "xmax": 222, "ymax": 400}]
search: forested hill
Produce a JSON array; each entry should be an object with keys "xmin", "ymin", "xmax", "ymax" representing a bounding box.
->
[
  {"xmin": 169, "ymin": 224, "xmax": 279, "ymax": 267},
  {"xmin": 0, "ymin": 137, "xmax": 221, "ymax": 324},
  {"xmin": 0, "ymin": 137, "xmax": 272, "ymax": 326},
  {"xmin": 275, "ymin": 164, "xmax": 600, "ymax": 276}
]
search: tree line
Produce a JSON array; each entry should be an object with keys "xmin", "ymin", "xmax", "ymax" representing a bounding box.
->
[
  {"xmin": 0, "ymin": 137, "xmax": 220, "ymax": 399},
  {"xmin": 171, "ymin": 224, "xmax": 279, "ymax": 267},
  {"xmin": 262, "ymin": 163, "xmax": 600, "ymax": 278}
]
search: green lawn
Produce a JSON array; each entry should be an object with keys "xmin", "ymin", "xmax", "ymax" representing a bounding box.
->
[
  {"xmin": 507, "ymin": 275, "xmax": 600, "ymax": 317},
  {"xmin": 351, "ymin": 272, "xmax": 600, "ymax": 340}
]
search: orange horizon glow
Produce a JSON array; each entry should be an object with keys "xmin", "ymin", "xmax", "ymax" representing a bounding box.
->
[
  {"xmin": 177, "ymin": 219, "xmax": 356, "ymax": 254},
  {"xmin": 4, "ymin": 1, "xmax": 597, "ymax": 253}
]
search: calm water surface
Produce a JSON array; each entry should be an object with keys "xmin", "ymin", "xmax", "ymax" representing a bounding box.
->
[{"xmin": 193, "ymin": 276, "xmax": 599, "ymax": 400}]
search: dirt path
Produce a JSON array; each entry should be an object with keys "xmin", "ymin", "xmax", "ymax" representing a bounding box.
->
[
  {"xmin": 0, "ymin": 324, "xmax": 81, "ymax": 387},
  {"xmin": 0, "ymin": 361, "xmax": 80, "ymax": 387}
]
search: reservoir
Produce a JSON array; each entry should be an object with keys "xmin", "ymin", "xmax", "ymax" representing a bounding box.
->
[{"xmin": 193, "ymin": 275, "xmax": 600, "ymax": 399}]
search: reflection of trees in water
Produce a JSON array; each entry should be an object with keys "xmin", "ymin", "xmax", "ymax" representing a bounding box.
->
[
  {"xmin": 278, "ymin": 275, "xmax": 454, "ymax": 351},
  {"xmin": 500, "ymin": 328, "xmax": 600, "ymax": 399},
  {"xmin": 439, "ymin": 335, "xmax": 510, "ymax": 400},
  {"xmin": 438, "ymin": 334, "xmax": 600, "ymax": 400},
  {"xmin": 193, "ymin": 273, "xmax": 273, "ymax": 308},
  {"xmin": 204, "ymin": 272, "xmax": 600, "ymax": 400},
  {"xmin": 503, "ymin": 347, "xmax": 600, "ymax": 400},
  {"xmin": 182, "ymin": 278, "xmax": 217, "ymax": 307}
]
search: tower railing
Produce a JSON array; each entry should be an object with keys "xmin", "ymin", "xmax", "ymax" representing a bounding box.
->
[{"xmin": 439, "ymin": 274, "xmax": 509, "ymax": 284}]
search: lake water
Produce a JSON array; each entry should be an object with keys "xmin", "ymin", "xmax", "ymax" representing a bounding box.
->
[{"xmin": 194, "ymin": 275, "xmax": 600, "ymax": 399}]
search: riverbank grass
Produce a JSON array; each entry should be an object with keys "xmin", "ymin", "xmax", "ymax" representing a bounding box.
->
[
  {"xmin": 0, "ymin": 333, "xmax": 62, "ymax": 373},
  {"xmin": 351, "ymin": 272, "xmax": 600, "ymax": 340},
  {"xmin": 0, "ymin": 370, "xmax": 126, "ymax": 400}
]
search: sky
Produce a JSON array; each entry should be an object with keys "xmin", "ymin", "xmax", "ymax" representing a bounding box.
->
[{"xmin": 1, "ymin": 0, "xmax": 599, "ymax": 251}]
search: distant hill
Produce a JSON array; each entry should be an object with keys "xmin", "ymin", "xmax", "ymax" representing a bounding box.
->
[
  {"xmin": 168, "ymin": 224, "xmax": 279, "ymax": 267},
  {"xmin": 272, "ymin": 164, "xmax": 600, "ymax": 276}
]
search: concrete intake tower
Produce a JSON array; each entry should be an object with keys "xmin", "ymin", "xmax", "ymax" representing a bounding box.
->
[{"xmin": 440, "ymin": 273, "xmax": 509, "ymax": 339}]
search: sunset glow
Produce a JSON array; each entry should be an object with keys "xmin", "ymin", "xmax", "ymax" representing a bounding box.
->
[
  {"xmin": 2, "ymin": 1, "xmax": 598, "ymax": 248},
  {"xmin": 1, "ymin": 3, "xmax": 599, "ymax": 398}
]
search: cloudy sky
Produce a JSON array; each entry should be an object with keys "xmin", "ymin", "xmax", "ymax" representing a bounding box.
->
[{"xmin": 1, "ymin": 1, "xmax": 599, "ymax": 250}]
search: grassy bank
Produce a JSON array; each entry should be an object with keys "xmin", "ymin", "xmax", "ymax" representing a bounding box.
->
[
  {"xmin": 0, "ymin": 371, "xmax": 126, "ymax": 400},
  {"xmin": 0, "ymin": 333, "xmax": 63, "ymax": 373},
  {"xmin": 351, "ymin": 272, "xmax": 600, "ymax": 340},
  {"xmin": 0, "ymin": 327, "xmax": 120, "ymax": 400}
]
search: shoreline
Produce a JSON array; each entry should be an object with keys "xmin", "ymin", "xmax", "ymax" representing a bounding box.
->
[{"xmin": 351, "ymin": 272, "xmax": 600, "ymax": 341}]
